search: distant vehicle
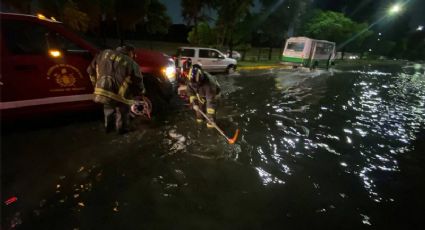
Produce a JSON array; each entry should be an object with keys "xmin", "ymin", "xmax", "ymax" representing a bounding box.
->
[
  {"xmin": 281, "ymin": 37, "xmax": 336, "ymax": 69},
  {"xmin": 225, "ymin": 50, "xmax": 242, "ymax": 60},
  {"xmin": 176, "ymin": 47, "xmax": 237, "ymax": 74},
  {"xmin": 0, "ymin": 13, "xmax": 176, "ymax": 119}
]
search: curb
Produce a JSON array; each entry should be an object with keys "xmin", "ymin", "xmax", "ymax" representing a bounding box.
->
[{"xmin": 238, "ymin": 65, "xmax": 291, "ymax": 70}]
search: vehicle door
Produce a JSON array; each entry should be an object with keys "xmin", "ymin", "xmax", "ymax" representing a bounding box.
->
[
  {"xmin": 198, "ymin": 49, "xmax": 214, "ymax": 71},
  {"xmin": 1, "ymin": 18, "xmax": 50, "ymax": 107},
  {"xmin": 43, "ymin": 28, "xmax": 94, "ymax": 99},
  {"xmin": 212, "ymin": 50, "xmax": 229, "ymax": 71}
]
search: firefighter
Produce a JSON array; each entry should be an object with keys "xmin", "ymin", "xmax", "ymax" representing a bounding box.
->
[
  {"xmin": 181, "ymin": 58, "xmax": 192, "ymax": 79},
  {"xmin": 87, "ymin": 44, "xmax": 145, "ymax": 134},
  {"xmin": 177, "ymin": 58, "xmax": 192, "ymax": 97},
  {"xmin": 187, "ymin": 65, "xmax": 221, "ymax": 128}
]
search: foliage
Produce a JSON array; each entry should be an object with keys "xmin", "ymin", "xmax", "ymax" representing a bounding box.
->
[
  {"xmin": 181, "ymin": 0, "xmax": 213, "ymax": 45},
  {"xmin": 213, "ymin": 0, "xmax": 253, "ymax": 47},
  {"xmin": 1, "ymin": 0, "xmax": 32, "ymax": 13},
  {"xmin": 404, "ymin": 30, "xmax": 425, "ymax": 60},
  {"xmin": 181, "ymin": 0, "xmax": 211, "ymax": 26},
  {"xmin": 145, "ymin": 0, "xmax": 172, "ymax": 35},
  {"xmin": 187, "ymin": 22, "xmax": 216, "ymax": 45},
  {"xmin": 257, "ymin": 0, "xmax": 312, "ymax": 47},
  {"xmin": 63, "ymin": 0, "xmax": 90, "ymax": 32},
  {"xmin": 302, "ymin": 10, "xmax": 372, "ymax": 52}
]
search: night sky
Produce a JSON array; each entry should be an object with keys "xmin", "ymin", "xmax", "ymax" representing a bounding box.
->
[
  {"xmin": 159, "ymin": 0, "xmax": 424, "ymax": 28},
  {"xmin": 159, "ymin": 0, "xmax": 184, "ymax": 24}
]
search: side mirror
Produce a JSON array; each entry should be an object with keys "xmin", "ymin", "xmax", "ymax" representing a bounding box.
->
[{"xmin": 219, "ymin": 55, "xmax": 225, "ymax": 59}]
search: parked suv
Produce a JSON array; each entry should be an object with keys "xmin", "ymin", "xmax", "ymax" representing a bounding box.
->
[
  {"xmin": 176, "ymin": 47, "xmax": 237, "ymax": 73},
  {"xmin": 0, "ymin": 13, "xmax": 176, "ymax": 119}
]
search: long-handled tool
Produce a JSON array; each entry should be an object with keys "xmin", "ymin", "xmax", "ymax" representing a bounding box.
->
[{"xmin": 194, "ymin": 107, "xmax": 240, "ymax": 144}]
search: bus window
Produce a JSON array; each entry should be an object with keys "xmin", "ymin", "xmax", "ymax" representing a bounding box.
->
[
  {"xmin": 316, "ymin": 44, "xmax": 331, "ymax": 55},
  {"xmin": 287, "ymin": 42, "xmax": 305, "ymax": 52}
]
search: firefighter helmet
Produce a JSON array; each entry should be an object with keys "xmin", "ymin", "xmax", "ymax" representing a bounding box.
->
[{"xmin": 189, "ymin": 65, "xmax": 205, "ymax": 84}]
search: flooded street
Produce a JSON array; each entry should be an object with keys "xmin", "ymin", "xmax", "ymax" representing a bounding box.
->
[{"xmin": 2, "ymin": 63, "xmax": 425, "ymax": 229}]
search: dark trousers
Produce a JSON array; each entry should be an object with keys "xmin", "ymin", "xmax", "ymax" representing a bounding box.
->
[{"xmin": 104, "ymin": 102, "xmax": 130, "ymax": 132}]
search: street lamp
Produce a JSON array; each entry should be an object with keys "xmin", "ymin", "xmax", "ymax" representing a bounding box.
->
[{"xmin": 388, "ymin": 3, "xmax": 402, "ymax": 15}]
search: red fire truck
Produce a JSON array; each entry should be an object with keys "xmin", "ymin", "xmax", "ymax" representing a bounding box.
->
[{"xmin": 0, "ymin": 13, "xmax": 176, "ymax": 120}]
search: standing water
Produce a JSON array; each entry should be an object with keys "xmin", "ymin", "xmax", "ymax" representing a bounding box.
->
[{"xmin": 2, "ymin": 62, "xmax": 425, "ymax": 229}]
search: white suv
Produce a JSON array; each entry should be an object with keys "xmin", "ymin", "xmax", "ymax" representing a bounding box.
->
[{"xmin": 176, "ymin": 47, "xmax": 237, "ymax": 73}]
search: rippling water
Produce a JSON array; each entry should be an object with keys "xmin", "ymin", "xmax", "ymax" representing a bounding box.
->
[{"xmin": 2, "ymin": 63, "xmax": 425, "ymax": 229}]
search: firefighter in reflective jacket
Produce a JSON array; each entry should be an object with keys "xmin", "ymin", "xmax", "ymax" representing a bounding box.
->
[
  {"xmin": 87, "ymin": 45, "xmax": 145, "ymax": 134},
  {"xmin": 186, "ymin": 65, "xmax": 221, "ymax": 128}
]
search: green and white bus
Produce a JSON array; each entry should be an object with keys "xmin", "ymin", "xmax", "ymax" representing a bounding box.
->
[{"xmin": 281, "ymin": 37, "xmax": 336, "ymax": 69}]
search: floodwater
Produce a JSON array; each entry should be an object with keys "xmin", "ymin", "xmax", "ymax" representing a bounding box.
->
[{"xmin": 2, "ymin": 63, "xmax": 425, "ymax": 229}]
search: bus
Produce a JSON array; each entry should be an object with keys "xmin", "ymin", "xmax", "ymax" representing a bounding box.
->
[{"xmin": 281, "ymin": 37, "xmax": 336, "ymax": 69}]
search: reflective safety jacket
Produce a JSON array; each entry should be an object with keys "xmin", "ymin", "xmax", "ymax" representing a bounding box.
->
[
  {"xmin": 187, "ymin": 69, "xmax": 221, "ymax": 118},
  {"xmin": 87, "ymin": 49, "xmax": 144, "ymax": 105}
]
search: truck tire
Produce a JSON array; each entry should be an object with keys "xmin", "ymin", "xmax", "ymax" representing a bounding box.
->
[{"xmin": 143, "ymin": 75, "xmax": 168, "ymax": 115}]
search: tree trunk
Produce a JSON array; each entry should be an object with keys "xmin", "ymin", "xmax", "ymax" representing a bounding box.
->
[
  {"xmin": 257, "ymin": 48, "xmax": 262, "ymax": 61},
  {"xmin": 194, "ymin": 17, "xmax": 198, "ymax": 45},
  {"xmin": 229, "ymin": 32, "xmax": 234, "ymax": 58},
  {"xmin": 268, "ymin": 46, "xmax": 273, "ymax": 60}
]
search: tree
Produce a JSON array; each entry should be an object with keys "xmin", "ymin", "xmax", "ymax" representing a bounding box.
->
[
  {"xmin": 62, "ymin": 0, "xmax": 90, "ymax": 32},
  {"xmin": 257, "ymin": 0, "xmax": 312, "ymax": 59},
  {"xmin": 404, "ymin": 30, "xmax": 425, "ymax": 61},
  {"xmin": 302, "ymin": 10, "xmax": 372, "ymax": 59},
  {"xmin": 1, "ymin": 0, "xmax": 32, "ymax": 13},
  {"xmin": 145, "ymin": 0, "xmax": 172, "ymax": 35},
  {"xmin": 187, "ymin": 22, "xmax": 216, "ymax": 45},
  {"xmin": 181, "ymin": 0, "xmax": 212, "ymax": 44},
  {"xmin": 213, "ymin": 0, "xmax": 253, "ymax": 56}
]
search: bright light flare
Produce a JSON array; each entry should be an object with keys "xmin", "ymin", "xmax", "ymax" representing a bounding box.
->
[
  {"xmin": 389, "ymin": 4, "xmax": 402, "ymax": 15},
  {"xmin": 37, "ymin": 13, "xmax": 47, "ymax": 20},
  {"xmin": 49, "ymin": 49, "xmax": 62, "ymax": 58},
  {"xmin": 162, "ymin": 66, "xmax": 176, "ymax": 81},
  {"xmin": 417, "ymin": 25, "xmax": 424, "ymax": 31}
]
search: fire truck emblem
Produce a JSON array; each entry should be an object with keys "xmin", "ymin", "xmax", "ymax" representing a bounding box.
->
[{"xmin": 47, "ymin": 64, "xmax": 83, "ymax": 87}]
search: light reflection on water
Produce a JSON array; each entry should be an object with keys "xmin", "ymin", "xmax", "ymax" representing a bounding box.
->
[
  {"xmin": 3, "ymin": 63, "xmax": 425, "ymax": 229},
  {"xmin": 249, "ymin": 65, "xmax": 425, "ymax": 196},
  {"xmin": 220, "ymin": 63, "xmax": 425, "ymax": 226}
]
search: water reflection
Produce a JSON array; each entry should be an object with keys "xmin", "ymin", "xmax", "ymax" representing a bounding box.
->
[{"xmin": 3, "ymin": 63, "xmax": 425, "ymax": 229}]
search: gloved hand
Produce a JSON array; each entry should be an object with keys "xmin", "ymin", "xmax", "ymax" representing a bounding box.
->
[{"xmin": 193, "ymin": 104, "xmax": 199, "ymax": 111}]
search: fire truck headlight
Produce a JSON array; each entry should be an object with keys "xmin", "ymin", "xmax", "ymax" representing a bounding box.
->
[{"xmin": 163, "ymin": 66, "xmax": 176, "ymax": 82}]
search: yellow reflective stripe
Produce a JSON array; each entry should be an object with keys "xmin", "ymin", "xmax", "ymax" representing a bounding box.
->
[
  {"xmin": 118, "ymin": 76, "xmax": 131, "ymax": 97},
  {"xmin": 196, "ymin": 94, "xmax": 205, "ymax": 104},
  {"xmin": 207, "ymin": 108, "xmax": 215, "ymax": 114},
  {"xmin": 89, "ymin": 75, "xmax": 96, "ymax": 85},
  {"xmin": 189, "ymin": 96, "xmax": 196, "ymax": 104},
  {"xmin": 206, "ymin": 123, "xmax": 214, "ymax": 128},
  {"xmin": 94, "ymin": 88, "xmax": 134, "ymax": 105},
  {"xmin": 196, "ymin": 119, "xmax": 203, "ymax": 123}
]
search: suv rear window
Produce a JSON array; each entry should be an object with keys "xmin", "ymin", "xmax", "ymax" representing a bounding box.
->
[
  {"xmin": 177, "ymin": 48, "xmax": 195, "ymax": 57},
  {"xmin": 199, "ymin": 49, "xmax": 220, "ymax": 58}
]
